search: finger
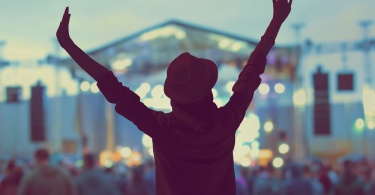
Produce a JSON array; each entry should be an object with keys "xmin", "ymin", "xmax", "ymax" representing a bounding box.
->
[{"xmin": 64, "ymin": 7, "xmax": 69, "ymax": 15}]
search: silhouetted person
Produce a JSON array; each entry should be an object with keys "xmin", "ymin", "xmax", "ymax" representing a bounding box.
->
[
  {"xmin": 283, "ymin": 163, "xmax": 314, "ymax": 195},
  {"xmin": 127, "ymin": 165, "xmax": 148, "ymax": 195},
  {"xmin": 144, "ymin": 159, "xmax": 156, "ymax": 195},
  {"xmin": 56, "ymin": 1, "xmax": 293, "ymax": 194},
  {"xmin": 332, "ymin": 160, "xmax": 365, "ymax": 195},
  {"xmin": 253, "ymin": 163, "xmax": 284, "ymax": 195},
  {"xmin": 75, "ymin": 153, "xmax": 120, "ymax": 195},
  {"xmin": 319, "ymin": 163, "xmax": 335, "ymax": 194},
  {"xmin": 18, "ymin": 148, "xmax": 76, "ymax": 195},
  {"xmin": 303, "ymin": 164, "xmax": 324, "ymax": 195},
  {"xmin": 0, "ymin": 160, "xmax": 24, "ymax": 195}
]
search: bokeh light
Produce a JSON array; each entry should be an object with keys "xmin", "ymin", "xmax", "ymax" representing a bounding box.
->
[
  {"xmin": 264, "ymin": 121, "xmax": 274, "ymax": 133},
  {"xmin": 274, "ymin": 83, "xmax": 285, "ymax": 94},
  {"xmin": 90, "ymin": 82, "xmax": 99, "ymax": 93},
  {"xmin": 278, "ymin": 143, "xmax": 290, "ymax": 154},
  {"xmin": 80, "ymin": 81, "xmax": 90, "ymax": 92},
  {"xmin": 258, "ymin": 83, "xmax": 270, "ymax": 95},
  {"xmin": 120, "ymin": 147, "xmax": 132, "ymax": 158},
  {"xmin": 355, "ymin": 118, "xmax": 365, "ymax": 130},
  {"xmin": 272, "ymin": 157, "xmax": 284, "ymax": 168}
]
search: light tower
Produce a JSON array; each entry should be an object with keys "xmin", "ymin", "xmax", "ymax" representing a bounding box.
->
[{"xmin": 290, "ymin": 23, "xmax": 309, "ymax": 161}]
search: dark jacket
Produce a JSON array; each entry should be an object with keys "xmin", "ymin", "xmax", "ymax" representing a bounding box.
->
[
  {"xmin": 75, "ymin": 168, "xmax": 120, "ymax": 195},
  {"xmin": 283, "ymin": 164, "xmax": 314, "ymax": 195},
  {"xmin": 332, "ymin": 172, "xmax": 365, "ymax": 195},
  {"xmin": 97, "ymin": 40, "xmax": 270, "ymax": 195},
  {"xmin": 0, "ymin": 169, "xmax": 23, "ymax": 195}
]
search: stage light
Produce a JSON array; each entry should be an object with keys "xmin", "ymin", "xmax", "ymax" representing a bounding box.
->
[
  {"xmin": 90, "ymin": 82, "xmax": 99, "ymax": 93},
  {"xmin": 259, "ymin": 83, "xmax": 270, "ymax": 95},
  {"xmin": 142, "ymin": 134, "xmax": 153, "ymax": 148},
  {"xmin": 219, "ymin": 39, "xmax": 230, "ymax": 49},
  {"xmin": 293, "ymin": 89, "xmax": 306, "ymax": 106},
  {"xmin": 151, "ymin": 85, "xmax": 164, "ymax": 98},
  {"xmin": 272, "ymin": 157, "xmax": 284, "ymax": 168},
  {"xmin": 120, "ymin": 147, "xmax": 132, "ymax": 158},
  {"xmin": 149, "ymin": 148, "xmax": 154, "ymax": 157},
  {"xmin": 238, "ymin": 145, "xmax": 251, "ymax": 155},
  {"xmin": 105, "ymin": 160, "xmax": 113, "ymax": 168},
  {"xmin": 363, "ymin": 89, "xmax": 375, "ymax": 114},
  {"xmin": 175, "ymin": 31, "xmax": 186, "ymax": 40},
  {"xmin": 112, "ymin": 58, "xmax": 132, "ymax": 70},
  {"xmin": 135, "ymin": 82, "xmax": 151, "ymax": 99},
  {"xmin": 274, "ymin": 83, "xmax": 285, "ymax": 94},
  {"xmin": 214, "ymin": 98, "xmax": 223, "ymax": 107},
  {"xmin": 355, "ymin": 118, "xmax": 365, "ymax": 130},
  {"xmin": 80, "ymin": 81, "xmax": 90, "ymax": 92},
  {"xmin": 264, "ymin": 121, "xmax": 274, "ymax": 133},
  {"xmin": 368, "ymin": 121, "xmax": 375, "ymax": 130},
  {"xmin": 240, "ymin": 158, "xmax": 251, "ymax": 167},
  {"xmin": 278, "ymin": 143, "xmax": 290, "ymax": 154},
  {"xmin": 212, "ymin": 88, "xmax": 218, "ymax": 98},
  {"xmin": 231, "ymin": 42, "xmax": 242, "ymax": 52},
  {"xmin": 250, "ymin": 148, "xmax": 259, "ymax": 158},
  {"xmin": 226, "ymin": 81, "xmax": 235, "ymax": 95}
]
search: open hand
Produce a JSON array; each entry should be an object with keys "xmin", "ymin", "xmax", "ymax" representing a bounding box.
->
[
  {"xmin": 56, "ymin": 7, "xmax": 72, "ymax": 48},
  {"xmin": 272, "ymin": 0, "xmax": 293, "ymax": 23}
]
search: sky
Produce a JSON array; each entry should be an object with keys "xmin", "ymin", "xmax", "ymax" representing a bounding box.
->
[{"xmin": 0, "ymin": 0, "xmax": 374, "ymax": 61}]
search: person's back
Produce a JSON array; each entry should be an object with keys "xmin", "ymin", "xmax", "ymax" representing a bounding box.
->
[
  {"xmin": 75, "ymin": 168, "xmax": 120, "ymax": 195},
  {"xmin": 0, "ymin": 160, "xmax": 24, "ymax": 195},
  {"xmin": 283, "ymin": 163, "xmax": 314, "ymax": 195},
  {"xmin": 333, "ymin": 171, "xmax": 365, "ymax": 195},
  {"xmin": 332, "ymin": 160, "xmax": 365, "ymax": 195},
  {"xmin": 253, "ymin": 165, "xmax": 283, "ymax": 195},
  {"xmin": 149, "ymin": 97, "xmax": 246, "ymax": 195},
  {"xmin": 75, "ymin": 153, "xmax": 120, "ymax": 195},
  {"xmin": 18, "ymin": 148, "xmax": 76, "ymax": 195},
  {"xmin": 19, "ymin": 164, "xmax": 75, "ymax": 195}
]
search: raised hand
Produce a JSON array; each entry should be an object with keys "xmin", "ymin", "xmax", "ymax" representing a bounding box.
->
[
  {"xmin": 272, "ymin": 0, "xmax": 293, "ymax": 23},
  {"xmin": 56, "ymin": 7, "xmax": 72, "ymax": 48}
]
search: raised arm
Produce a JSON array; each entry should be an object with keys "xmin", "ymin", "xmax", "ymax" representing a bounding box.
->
[
  {"xmin": 223, "ymin": 0, "xmax": 293, "ymax": 129},
  {"xmin": 56, "ymin": 7, "xmax": 109, "ymax": 81},
  {"xmin": 251, "ymin": 0, "xmax": 293, "ymax": 57}
]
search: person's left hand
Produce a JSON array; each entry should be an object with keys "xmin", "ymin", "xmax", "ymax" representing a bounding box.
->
[
  {"xmin": 56, "ymin": 7, "xmax": 72, "ymax": 48},
  {"xmin": 272, "ymin": 0, "xmax": 293, "ymax": 23}
]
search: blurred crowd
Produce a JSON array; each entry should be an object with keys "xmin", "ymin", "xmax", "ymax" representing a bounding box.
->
[
  {"xmin": 235, "ymin": 157, "xmax": 375, "ymax": 195},
  {"xmin": 1, "ymin": 148, "xmax": 375, "ymax": 195}
]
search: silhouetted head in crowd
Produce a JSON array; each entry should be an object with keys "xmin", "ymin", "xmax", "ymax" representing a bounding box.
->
[
  {"xmin": 289, "ymin": 163, "xmax": 303, "ymax": 178},
  {"xmin": 6, "ymin": 159, "xmax": 21, "ymax": 175},
  {"xmin": 6, "ymin": 160, "xmax": 16, "ymax": 172},
  {"xmin": 342, "ymin": 160, "xmax": 358, "ymax": 175},
  {"xmin": 131, "ymin": 165, "xmax": 145, "ymax": 184},
  {"xmin": 34, "ymin": 148, "xmax": 50, "ymax": 165},
  {"xmin": 83, "ymin": 153, "xmax": 96, "ymax": 169}
]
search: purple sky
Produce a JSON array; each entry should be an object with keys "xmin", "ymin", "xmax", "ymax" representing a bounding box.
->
[{"xmin": 0, "ymin": 0, "xmax": 374, "ymax": 60}]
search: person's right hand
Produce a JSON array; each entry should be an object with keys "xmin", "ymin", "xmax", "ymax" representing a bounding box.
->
[
  {"xmin": 272, "ymin": 0, "xmax": 293, "ymax": 24},
  {"xmin": 56, "ymin": 7, "xmax": 72, "ymax": 48}
]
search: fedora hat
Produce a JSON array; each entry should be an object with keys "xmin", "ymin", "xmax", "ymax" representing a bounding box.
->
[{"xmin": 164, "ymin": 52, "xmax": 218, "ymax": 104}]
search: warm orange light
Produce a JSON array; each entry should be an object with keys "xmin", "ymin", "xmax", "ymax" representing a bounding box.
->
[{"xmin": 126, "ymin": 151, "xmax": 142, "ymax": 167}]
